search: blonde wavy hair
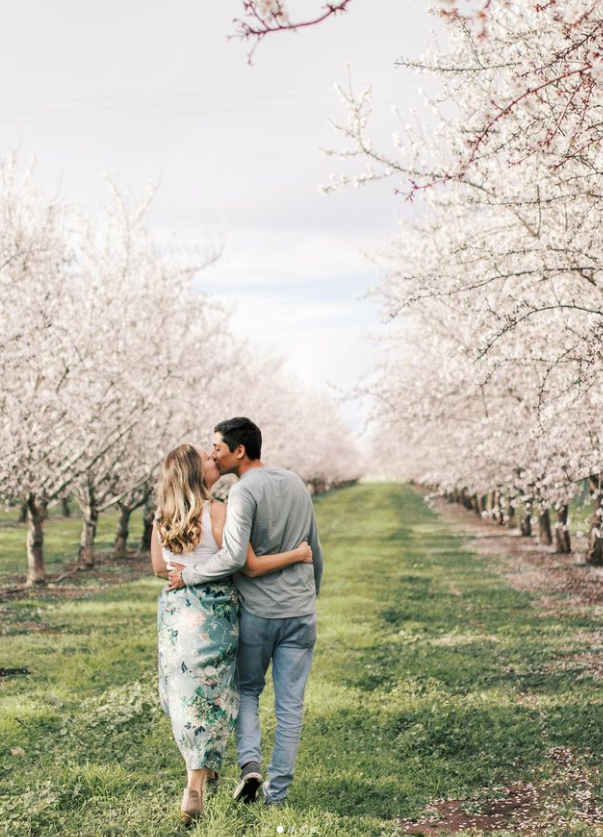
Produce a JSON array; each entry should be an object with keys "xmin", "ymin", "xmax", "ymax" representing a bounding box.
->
[{"xmin": 156, "ymin": 444, "xmax": 210, "ymax": 555}]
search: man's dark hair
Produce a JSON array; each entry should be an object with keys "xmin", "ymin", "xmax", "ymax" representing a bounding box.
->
[{"xmin": 214, "ymin": 417, "xmax": 262, "ymax": 460}]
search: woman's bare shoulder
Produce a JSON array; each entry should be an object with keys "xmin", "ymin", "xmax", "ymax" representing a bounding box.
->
[{"xmin": 209, "ymin": 499, "xmax": 226, "ymax": 520}]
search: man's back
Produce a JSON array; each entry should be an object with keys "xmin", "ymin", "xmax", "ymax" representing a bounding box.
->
[{"xmin": 229, "ymin": 467, "xmax": 323, "ymax": 618}]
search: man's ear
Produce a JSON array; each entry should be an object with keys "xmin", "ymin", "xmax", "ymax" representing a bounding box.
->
[{"xmin": 235, "ymin": 444, "xmax": 246, "ymax": 460}]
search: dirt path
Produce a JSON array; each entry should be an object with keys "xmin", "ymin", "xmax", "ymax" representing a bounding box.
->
[
  {"xmin": 432, "ymin": 497, "xmax": 603, "ymax": 618},
  {"xmin": 392, "ymin": 491, "xmax": 603, "ymax": 835}
]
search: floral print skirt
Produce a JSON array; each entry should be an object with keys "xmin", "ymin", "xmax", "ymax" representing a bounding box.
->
[{"xmin": 157, "ymin": 580, "xmax": 240, "ymax": 770}]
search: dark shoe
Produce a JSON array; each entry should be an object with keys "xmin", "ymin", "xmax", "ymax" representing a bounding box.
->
[
  {"xmin": 180, "ymin": 787, "xmax": 204, "ymax": 825},
  {"xmin": 233, "ymin": 761, "xmax": 262, "ymax": 803}
]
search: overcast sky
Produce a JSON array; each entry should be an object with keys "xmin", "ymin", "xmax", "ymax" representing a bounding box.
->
[{"xmin": 0, "ymin": 0, "xmax": 441, "ymax": 433}]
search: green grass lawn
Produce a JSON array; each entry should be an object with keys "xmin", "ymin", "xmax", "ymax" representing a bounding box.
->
[{"xmin": 2, "ymin": 484, "xmax": 603, "ymax": 836}]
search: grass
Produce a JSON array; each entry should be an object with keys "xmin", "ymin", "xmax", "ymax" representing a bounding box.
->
[{"xmin": 1, "ymin": 483, "xmax": 603, "ymax": 836}]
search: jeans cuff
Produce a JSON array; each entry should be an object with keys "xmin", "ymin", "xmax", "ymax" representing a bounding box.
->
[{"xmin": 262, "ymin": 780, "xmax": 287, "ymax": 804}]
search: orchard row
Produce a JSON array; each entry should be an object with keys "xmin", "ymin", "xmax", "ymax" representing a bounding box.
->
[
  {"xmin": 326, "ymin": 1, "xmax": 603, "ymax": 561},
  {"xmin": 0, "ymin": 159, "xmax": 361, "ymax": 585}
]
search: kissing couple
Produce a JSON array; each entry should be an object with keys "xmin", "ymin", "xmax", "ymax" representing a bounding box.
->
[{"xmin": 150, "ymin": 416, "xmax": 323, "ymax": 824}]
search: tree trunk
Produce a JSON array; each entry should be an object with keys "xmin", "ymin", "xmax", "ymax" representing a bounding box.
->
[
  {"xmin": 538, "ymin": 508, "xmax": 553, "ymax": 546},
  {"xmin": 140, "ymin": 496, "xmax": 156, "ymax": 552},
  {"xmin": 38, "ymin": 496, "xmax": 49, "ymax": 521},
  {"xmin": 78, "ymin": 490, "xmax": 98, "ymax": 568},
  {"xmin": 18, "ymin": 502, "xmax": 27, "ymax": 524},
  {"xmin": 486, "ymin": 490, "xmax": 496, "ymax": 522},
  {"xmin": 61, "ymin": 496, "xmax": 71, "ymax": 517},
  {"xmin": 471, "ymin": 494, "xmax": 481, "ymax": 516},
  {"xmin": 26, "ymin": 494, "xmax": 45, "ymax": 586},
  {"xmin": 477, "ymin": 494, "xmax": 486, "ymax": 516},
  {"xmin": 488, "ymin": 490, "xmax": 504, "ymax": 525},
  {"xmin": 586, "ymin": 477, "xmax": 603, "ymax": 566},
  {"xmin": 520, "ymin": 499, "xmax": 532, "ymax": 537},
  {"xmin": 554, "ymin": 505, "xmax": 571, "ymax": 554},
  {"xmin": 506, "ymin": 501, "xmax": 518, "ymax": 530},
  {"xmin": 114, "ymin": 503, "xmax": 131, "ymax": 559}
]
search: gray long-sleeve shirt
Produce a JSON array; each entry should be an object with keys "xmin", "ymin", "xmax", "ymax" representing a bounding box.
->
[{"xmin": 180, "ymin": 466, "xmax": 323, "ymax": 618}]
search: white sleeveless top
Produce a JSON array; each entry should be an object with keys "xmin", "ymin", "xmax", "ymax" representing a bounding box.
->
[{"xmin": 161, "ymin": 501, "xmax": 220, "ymax": 569}]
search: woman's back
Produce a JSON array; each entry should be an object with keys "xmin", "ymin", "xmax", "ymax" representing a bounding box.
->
[{"xmin": 161, "ymin": 501, "xmax": 219, "ymax": 568}]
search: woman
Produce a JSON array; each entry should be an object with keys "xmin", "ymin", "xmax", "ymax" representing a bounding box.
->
[{"xmin": 150, "ymin": 444, "xmax": 312, "ymax": 824}]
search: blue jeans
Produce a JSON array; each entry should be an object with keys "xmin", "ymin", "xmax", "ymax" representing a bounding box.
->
[{"xmin": 235, "ymin": 606, "xmax": 317, "ymax": 803}]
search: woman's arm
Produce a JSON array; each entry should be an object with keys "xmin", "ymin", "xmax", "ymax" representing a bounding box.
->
[
  {"xmin": 239, "ymin": 541, "xmax": 313, "ymax": 578},
  {"xmin": 151, "ymin": 522, "xmax": 169, "ymax": 579}
]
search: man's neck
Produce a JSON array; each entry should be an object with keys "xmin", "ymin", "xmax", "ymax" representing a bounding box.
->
[{"xmin": 236, "ymin": 459, "xmax": 264, "ymax": 478}]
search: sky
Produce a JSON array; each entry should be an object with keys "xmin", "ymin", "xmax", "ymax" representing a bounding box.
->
[{"xmin": 0, "ymin": 0, "xmax": 441, "ymax": 434}]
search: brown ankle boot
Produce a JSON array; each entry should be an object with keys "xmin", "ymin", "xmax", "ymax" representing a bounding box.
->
[{"xmin": 181, "ymin": 787, "xmax": 204, "ymax": 825}]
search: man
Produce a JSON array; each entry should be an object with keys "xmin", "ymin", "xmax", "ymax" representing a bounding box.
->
[{"xmin": 168, "ymin": 417, "xmax": 323, "ymax": 807}]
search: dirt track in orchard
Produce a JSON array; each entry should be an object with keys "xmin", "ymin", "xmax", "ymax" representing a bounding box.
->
[
  {"xmin": 431, "ymin": 496, "xmax": 603, "ymax": 619},
  {"xmin": 395, "ymin": 491, "xmax": 603, "ymax": 836}
]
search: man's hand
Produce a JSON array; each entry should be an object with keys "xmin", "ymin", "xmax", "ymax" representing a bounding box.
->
[
  {"xmin": 167, "ymin": 563, "xmax": 186, "ymax": 590},
  {"xmin": 296, "ymin": 540, "xmax": 313, "ymax": 564}
]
